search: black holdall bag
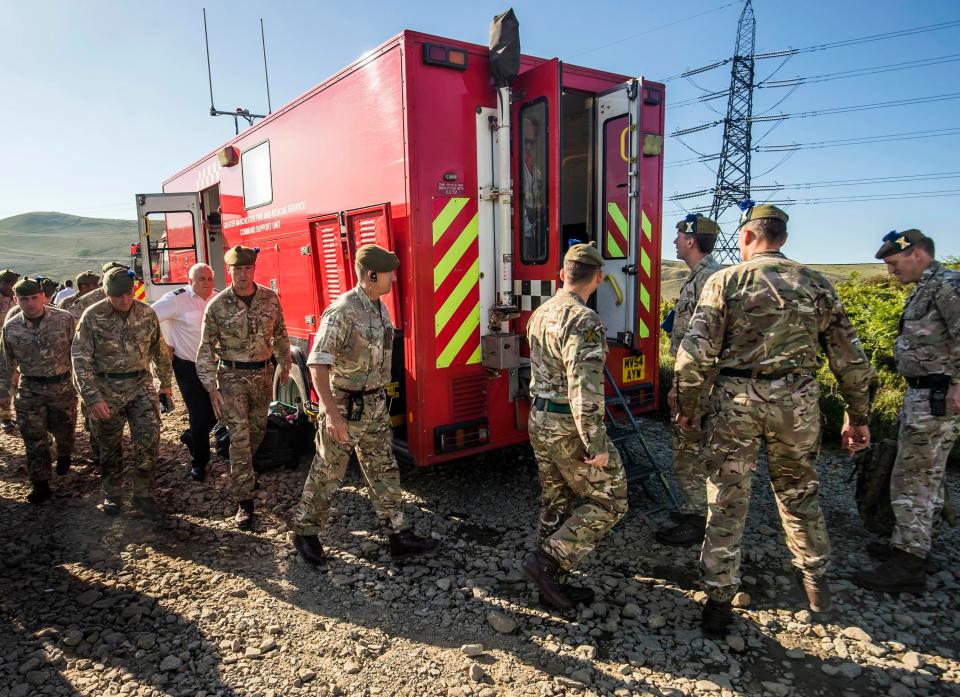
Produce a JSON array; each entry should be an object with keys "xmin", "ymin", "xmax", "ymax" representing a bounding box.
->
[
  {"xmin": 852, "ymin": 439, "xmax": 899, "ymax": 536},
  {"xmin": 212, "ymin": 403, "xmax": 314, "ymax": 473}
]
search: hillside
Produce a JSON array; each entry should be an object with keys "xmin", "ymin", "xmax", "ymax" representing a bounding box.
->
[
  {"xmin": 0, "ymin": 212, "xmax": 136, "ymax": 281},
  {"xmin": 660, "ymin": 259, "xmax": 888, "ymax": 301}
]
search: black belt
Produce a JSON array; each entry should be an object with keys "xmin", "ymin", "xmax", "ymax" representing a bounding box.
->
[
  {"xmin": 96, "ymin": 370, "xmax": 146, "ymax": 380},
  {"xmin": 220, "ymin": 359, "xmax": 269, "ymax": 370},
  {"xmin": 719, "ymin": 367, "xmax": 801, "ymax": 380},
  {"xmin": 906, "ymin": 374, "xmax": 951, "ymax": 389},
  {"xmin": 338, "ymin": 387, "xmax": 384, "ymax": 396},
  {"xmin": 21, "ymin": 373, "xmax": 70, "ymax": 385},
  {"xmin": 532, "ymin": 397, "xmax": 572, "ymax": 414}
]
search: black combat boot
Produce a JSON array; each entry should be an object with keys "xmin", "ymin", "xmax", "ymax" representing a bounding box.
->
[
  {"xmin": 540, "ymin": 583, "xmax": 595, "ymax": 608},
  {"xmin": 132, "ymin": 496, "xmax": 159, "ymax": 521},
  {"xmin": 27, "ymin": 481, "xmax": 51, "ymax": 504},
  {"xmin": 854, "ymin": 547, "xmax": 927, "ymax": 595},
  {"xmin": 189, "ymin": 464, "xmax": 206, "ymax": 482},
  {"xmin": 655, "ymin": 514, "xmax": 706, "ymax": 547},
  {"xmin": 523, "ymin": 551, "xmax": 574, "ymax": 611},
  {"xmin": 389, "ymin": 530, "xmax": 439, "ymax": 559},
  {"xmin": 55, "ymin": 456, "xmax": 72, "ymax": 476},
  {"xmin": 795, "ymin": 570, "xmax": 831, "ymax": 613},
  {"xmin": 866, "ymin": 541, "xmax": 939, "ymax": 574},
  {"xmin": 294, "ymin": 534, "xmax": 329, "ymax": 567},
  {"xmin": 102, "ymin": 496, "xmax": 122, "ymax": 516},
  {"xmin": 701, "ymin": 598, "xmax": 734, "ymax": 638},
  {"xmin": 235, "ymin": 500, "xmax": 255, "ymax": 530}
]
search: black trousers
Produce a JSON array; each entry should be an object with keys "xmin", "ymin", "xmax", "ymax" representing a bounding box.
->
[{"xmin": 172, "ymin": 355, "xmax": 217, "ymax": 468}]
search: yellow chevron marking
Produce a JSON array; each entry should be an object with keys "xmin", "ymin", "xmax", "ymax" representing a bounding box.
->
[
  {"xmin": 437, "ymin": 301, "xmax": 480, "ymax": 369},
  {"xmin": 432, "ymin": 197, "xmax": 469, "ymax": 244},
  {"xmin": 435, "ymin": 258, "xmax": 479, "ymax": 335},
  {"xmin": 433, "ymin": 213, "xmax": 478, "ymax": 291}
]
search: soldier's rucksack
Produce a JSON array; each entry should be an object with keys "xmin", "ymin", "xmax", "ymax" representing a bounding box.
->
[{"xmin": 852, "ymin": 439, "xmax": 899, "ymax": 536}]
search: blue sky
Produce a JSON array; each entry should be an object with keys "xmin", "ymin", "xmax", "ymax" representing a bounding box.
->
[{"xmin": 1, "ymin": 0, "xmax": 957, "ymax": 263}]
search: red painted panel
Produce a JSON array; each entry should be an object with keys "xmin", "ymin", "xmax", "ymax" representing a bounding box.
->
[{"xmin": 344, "ymin": 204, "xmax": 400, "ymax": 325}]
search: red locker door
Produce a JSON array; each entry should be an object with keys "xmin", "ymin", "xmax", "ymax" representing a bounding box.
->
[
  {"xmin": 310, "ymin": 214, "xmax": 349, "ymax": 309},
  {"xmin": 344, "ymin": 204, "xmax": 401, "ymax": 325}
]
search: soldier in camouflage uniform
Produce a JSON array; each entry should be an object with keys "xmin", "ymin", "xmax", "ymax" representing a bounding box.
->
[
  {"xmin": 6, "ymin": 277, "xmax": 59, "ymax": 323},
  {"xmin": 522, "ymin": 243, "xmax": 629, "ymax": 611},
  {"xmin": 57, "ymin": 270, "xmax": 100, "ymax": 315},
  {"xmin": 196, "ymin": 245, "xmax": 291, "ymax": 530},
  {"xmin": 292, "ymin": 244, "xmax": 438, "ymax": 566},
  {"xmin": 675, "ymin": 202, "xmax": 875, "ymax": 636},
  {"xmin": 0, "ymin": 278, "xmax": 77, "ymax": 503},
  {"xmin": 0, "ymin": 269, "xmax": 21, "ymax": 432},
  {"xmin": 72, "ymin": 267, "xmax": 174, "ymax": 518},
  {"xmin": 63, "ymin": 265, "xmax": 117, "ymax": 466},
  {"xmin": 855, "ymin": 230, "xmax": 960, "ymax": 594},
  {"xmin": 658, "ymin": 214, "xmax": 724, "ymax": 547}
]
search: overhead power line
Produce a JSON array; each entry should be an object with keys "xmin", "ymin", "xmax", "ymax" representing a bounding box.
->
[
  {"xmin": 668, "ymin": 170, "xmax": 960, "ymax": 200},
  {"xmin": 671, "ymin": 92, "xmax": 960, "ymax": 135},
  {"xmin": 666, "ymin": 188, "xmax": 960, "ymax": 216},
  {"xmin": 664, "ymin": 127, "xmax": 960, "ymax": 168},
  {"xmin": 664, "ymin": 17, "xmax": 960, "ymax": 81}
]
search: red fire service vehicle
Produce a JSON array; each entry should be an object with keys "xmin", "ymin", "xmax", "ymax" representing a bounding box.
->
[{"xmin": 134, "ymin": 16, "xmax": 665, "ymax": 470}]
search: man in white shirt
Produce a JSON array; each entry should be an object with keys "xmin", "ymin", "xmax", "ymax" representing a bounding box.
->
[
  {"xmin": 151, "ymin": 263, "xmax": 217, "ymax": 481},
  {"xmin": 52, "ymin": 280, "xmax": 76, "ymax": 305}
]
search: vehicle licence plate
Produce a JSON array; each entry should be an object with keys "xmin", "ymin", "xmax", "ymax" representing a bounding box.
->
[{"xmin": 622, "ymin": 355, "xmax": 645, "ymax": 382}]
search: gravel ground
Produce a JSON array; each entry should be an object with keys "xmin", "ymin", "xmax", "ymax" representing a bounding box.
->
[{"xmin": 1, "ymin": 392, "xmax": 958, "ymax": 697}]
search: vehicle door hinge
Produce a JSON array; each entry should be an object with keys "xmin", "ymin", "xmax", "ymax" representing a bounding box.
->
[{"xmin": 622, "ymin": 264, "xmax": 638, "ymax": 275}]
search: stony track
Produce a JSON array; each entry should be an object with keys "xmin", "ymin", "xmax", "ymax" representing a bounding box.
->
[{"xmin": 1, "ymin": 394, "xmax": 958, "ymax": 697}]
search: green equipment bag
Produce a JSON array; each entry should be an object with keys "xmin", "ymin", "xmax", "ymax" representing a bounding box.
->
[{"xmin": 852, "ymin": 439, "xmax": 899, "ymax": 536}]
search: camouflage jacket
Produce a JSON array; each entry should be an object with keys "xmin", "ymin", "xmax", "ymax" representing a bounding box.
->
[
  {"xmin": 62, "ymin": 287, "xmax": 106, "ymax": 320},
  {"xmin": 527, "ymin": 289, "xmax": 609, "ymax": 456},
  {"xmin": 196, "ymin": 284, "xmax": 291, "ymax": 391},
  {"xmin": 0, "ymin": 295, "xmax": 14, "ymax": 325},
  {"xmin": 307, "ymin": 286, "xmax": 394, "ymax": 391},
  {"xmin": 895, "ymin": 261, "xmax": 960, "ymax": 380},
  {"xmin": 675, "ymin": 251, "xmax": 876, "ymax": 425},
  {"xmin": 670, "ymin": 254, "xmax": 722, "ymax": 357},
  {"xmin": 0, "ymin": 307, "xmax": 76, "ymax": 407},
  {"xmin": 71, "ymin": 299, "xmax": 173, "ymax": 406}
]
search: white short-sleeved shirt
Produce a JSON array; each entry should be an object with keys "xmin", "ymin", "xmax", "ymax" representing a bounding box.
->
[
  {"xmin": 52, "ymin": 287, "xmax": 76, "ymax": 304},
  {"xmin": 151, "ymin": 286, "xmax": 216, "ymax": 361}
]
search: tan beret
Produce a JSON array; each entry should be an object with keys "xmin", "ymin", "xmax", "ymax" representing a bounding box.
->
[
  {"xmin": 104, "ymin": 268, "xmax": 135, "ymax": 297},
  {"xmin": 0, "ymin": 269, "xmax": 20, "ymax": 284},
  {"xmin": 13, "ymin": 277, "xmax": 41, "ymax": 296},
  {"xmin": 355, "ymin": 244, "xmax": 400, "ymax": 273},
  {"xmin": 875, "ymin": 229, "xmax": 928, "ymax": 260},
  {"xmin": 738, "ymin": 201, "xmax": 788, "ymax": 228},
  {"xmin": 564, "ymin": 242, "xmax": 604, "ymax": 268},
  {"xmin": 76, "ymin": 270, "xmax": 100, "ymax": 286},
  {"xmin": 101, "ymin": 261, "xmax": 129, "ymax": 274},
  {"xmin": 676, "ymin": 214, "xmax": 721, "ymax": 236},
  {"xmin": 225, "ymin": 245, "xmax": 259, "ymax": 266}
]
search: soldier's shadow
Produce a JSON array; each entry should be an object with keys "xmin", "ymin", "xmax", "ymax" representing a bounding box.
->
[{"xmin": 0, "ymin": 494, "xmax": 240, "ymax": 697}]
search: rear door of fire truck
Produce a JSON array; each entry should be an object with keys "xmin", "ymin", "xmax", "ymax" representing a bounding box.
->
[
  {"xmin": 594, "ymin": 80, "xmax": 662, "ymax": 404},
  {"xmin": 134, "ymin": 193, "xmax": 205, "ymax": 303}
]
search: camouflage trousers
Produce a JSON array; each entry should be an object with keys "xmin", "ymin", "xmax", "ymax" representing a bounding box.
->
[
  {"xmin": 529, "ymin": 407, "xmax": 628, "ymax": 572},
  {"xmin": 80, "ymin": 400, "xmax": 100, "ymax": 461},
  {"xmin": 14, "ymin": 380, "xmax": 77, "ymax": 484},
  {"xmin": 890, "ymin": 386, "xmax": 960, "ymax": 558},
  {"xmin": 700, "ymin": 374, "xmax": 830, "ymax": 603},
  {"xmin": 294, "ymin": 391, "xmax": 407, "ymax": 536},
  {"xmin": 93, "ymin": 375, "xmax": 161, "ymax": 497},
  {"xmin": 218, "ymin": 366, "xmax": 272, "ymax": 501},
  {"xmin": 672, "ymin": 404, "xmax": 707, "ymax": 514}
]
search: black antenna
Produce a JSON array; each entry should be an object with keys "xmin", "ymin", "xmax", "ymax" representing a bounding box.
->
[
  {"xmin": 202, "ymin": 7, "xmax": 267, "ymax": 135},
  {"xmin": 261, "ymin": 18, "xmax": 272, "ymax": 114}
]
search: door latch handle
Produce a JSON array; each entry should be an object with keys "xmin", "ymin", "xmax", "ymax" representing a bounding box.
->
[
  {"xmin": 622, "ymin": 264, "xmax": 638, "ymax": 275},
  {"xmin": 604, "ymin": 275, "xmax": 624, "ymax": 307}
]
